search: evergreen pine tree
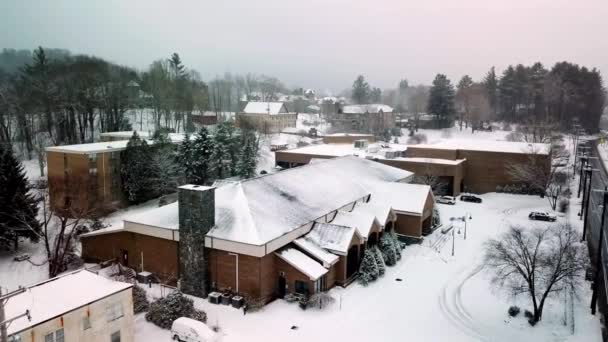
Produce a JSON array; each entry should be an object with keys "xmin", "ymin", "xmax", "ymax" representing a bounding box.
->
[
  {"xmin": 211, "ymin": 122, "xmax": 235, "ymax": 179},
  {"xmin": 351, "ymin": 75, "xmax": 371, "ymax": 104},
  {"xmin": 0, "ymin": 143, "xmax": 41, "ymax": 250},
  {"xmin": 235, "ymin": 130, "xmax": 257, "ymax": 179},
  {"xmin": 358, "ymin": 249, "xmax": 379, "ymax": 285},
  {"xmin": 379, "ymin": 233, "xmax": 397, "ymax": 266},
  {"xmin": 389, "ymin": 230, "xmax": 403, "ymax": 260},
  {"xmin": 187, "ymin": 127, "xmax": 214, "ymax": 185},
  {"xmin": 427, "ymin": 74, "xmax": 456, "ymax": 128},
  {"xmin": 373, "ymin": 246, "xmax": 386, "ymax": 276},
  {"xmin": 150, "ymin": 130, "xmax": 181, "ymax": 196},
  {"xmin": 120, "ymin": 132, "xmax": 156, "ymax": 203}
]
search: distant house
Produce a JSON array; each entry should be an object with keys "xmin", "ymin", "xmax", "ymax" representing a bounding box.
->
[
  {"xmin": 328, "ymin": 104, "xmax": 396, "ymax": 134},
  {"xmin": 81, "ymin": 157, "xmax": 434, "ymax": 304},
  {"xmin": 6, "ymin": 269, "xmax": 133, "ymax": 342},
  {"xmin": 236, "ymin": 101, "xmax": 297, "ymax": 133}
]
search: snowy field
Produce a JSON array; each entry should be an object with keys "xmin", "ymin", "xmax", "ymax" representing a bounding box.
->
[{"xmin": 135, "ymin": 192, "xmax": 600, "ymax": 342}]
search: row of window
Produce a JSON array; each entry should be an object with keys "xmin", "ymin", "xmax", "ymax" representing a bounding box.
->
[{"xmin": 8, "ymin": 303, "xmax": 123, "ymax": 342}]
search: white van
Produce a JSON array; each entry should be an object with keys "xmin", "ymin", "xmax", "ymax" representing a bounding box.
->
[{"xmin": 171, "ymin": 317, "xmax": 218, "ymax": 342}]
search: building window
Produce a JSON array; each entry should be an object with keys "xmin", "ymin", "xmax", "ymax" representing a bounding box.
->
[
  {"xmin": 89, "ymin": 167, "xmax": 98, "ymax": 176},
  {"xmin": 106, "ymin": 302, "xmax": 124, "ymax": 322},
  {"xmin": 294, "ymin": 280, "xmax": 309, "ymax": 295},
  {"xmin": 111, "ymin": 331, "xmax": 121, "ymax": 342},
  {"xmin": 44, "ymin": 329, "xmax": 64, "ymax": 342},
  {"xmin": 83, "ymin": 316, "xmax": 92, "ymax": 330}
]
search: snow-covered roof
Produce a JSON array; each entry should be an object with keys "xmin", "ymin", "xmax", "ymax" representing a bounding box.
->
[
  {"xmin": 125, "ymin": 202, "xmax": 180, "ymax": 230},
  {"xmin": 354, "ymin": 202, "xmax": 393, "ymax": 226},
  {"xmin": 46, "ymin": 134, "xmax": 187, "ymax": 154},
  {"xmin": 410, "ymin": 139, "xmax": 550, "ymax": 155},
  {"xmin": 5, "ymin": 269, "xmax": 132, "ymax": 335},
  {"xmin": 370, "ymin": 183, "xmax": 432, "ymax": 216},
  {"xmin": 330, "ymin": 210, "xmax": 379, "ymax": 239},
  {"xmin": 278, "ymin": 143, "xmax": 409, "ymax": 161},
  {"xmin": 399, "ymin": 157, "xmax": 466, "ymax": 166},
  {"xmin": 276, "ymin": 248, "xmax": 328, "ymax": 280},
  {"xmin": 207, "ymin": 156, "xmax": 410, "ymax": 245},
  {"xmin": 293, "ymin": 237, "xmax": 339, "ymax": 267},
  {"xmin": 243, "ymin": 101, "xmax": 288, "ymax": 115},
  {"xmin": 306, "ymin": 222, "xmax": 359, "ymax": 255},
  {"xmin": 99, "ymin": 131, "xmax": 152, "ymax": 139},
  {"xmin": 342, "ymin": 104, "xmax": 393, "ymax": 114},
  {"xmin": 323, "ymin": 133, "xmax": 375, "ymax": 138}
]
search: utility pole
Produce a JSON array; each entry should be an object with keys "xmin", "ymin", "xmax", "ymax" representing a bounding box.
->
[
  {"xmin": 0, "ymin": 286, "xmax": 30, "ymax": 342},
  {"xmin": 578, "ymin": 154, "xmax": 589, "ymax": 198},
  {"xmin": 591, "ymin": 187, "xmax": 608, "ymax": 315},
  {"xmin": 582, "ymin": 166, "xmax": 599, "ymax": 241}
]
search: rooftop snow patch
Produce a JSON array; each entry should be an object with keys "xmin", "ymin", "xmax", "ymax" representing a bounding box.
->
[
  {"xmin": 99, "ymin": 131, "xmax": 152, "ymax": 139},
  {"xmin": 276, "ymin": 248, "xmax": 328, "ymax": 280},
  {"xmin": 410, "ymin": 139, "xmax": 550, "ymax": 155},
  {"xmin": 45, "ymin": 134, "xmax": 187, "ymax": 154},
  {"xmin": 5, "ymin": 269, "xmax": 132, "ymax": 335},
  {"xmin": 369, "ymin": 183, "xmax": 432, "ymax": 216},
  {"xmin": 330, "ymin": 210, "xmax": 379, "ymax": 239},
  {"xmin": 342, "ymin": 104, "xmax": 393, "ymax": 114},
  {"xmin": 243, "ymin": 101, "xmax": 288, "ymax": 115},
  {"xmin": 306, "ymin": 222, "xmax": 360, "ymax": 255},
  {"xmin": 354, "ymin": 202, "xmax": 393, "ymax": 226},
  {"xmin": 279, "ymin": 143, "xmax": 409, "ymax": 161},
  {"xmin": 293, "ymin": 238, "xmax": 339, "ymax": 267}
]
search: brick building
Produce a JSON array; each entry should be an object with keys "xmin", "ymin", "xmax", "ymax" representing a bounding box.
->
[
  {"xmin": 81, "ymin": 157, "xmax": 434, "ymax": 303},
  {"xmin": 275, "ymin": 139, "xmax": 550, "ymax": 195}
]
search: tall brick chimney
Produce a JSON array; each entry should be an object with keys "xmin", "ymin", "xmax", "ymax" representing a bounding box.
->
[{"xmin": 178, "ymin": 184, "xmax": 215, "ymax": 297}]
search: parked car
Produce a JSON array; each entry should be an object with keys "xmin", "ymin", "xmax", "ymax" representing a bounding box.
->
[
  {"xmin": 528, "ymin": 211, "xmax": 557, "ymax": 222},
  {"xmin": 460, "ymin": 194, "xmax": 482, "ymax": 203},
  {"xmin": 171, "ymin": 317, "xmax": 218, "ymax": 342},
  {"xmin": 436, "ymin": 196, "xmax": 456, "ymax": 205}
]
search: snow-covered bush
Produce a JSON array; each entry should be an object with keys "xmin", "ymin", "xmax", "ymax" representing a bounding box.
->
[
  {"xmin": 145, "ymin": 292, "xmax": 207, "ymax": 329},
  {"xmin": 407, "ymin": 133, "xmax": 427, "ymax": 145},
  {"xmin": 358, "ymin": 250, "xmax": 379, "ymax": 285},
  {"xmin": 496, "ymin": 185, "xmax": 503, "ymax": 193},
  {"xmin": 508, "ymin": 305, "xmax": 520, "ymax": 317},
  {"xmin": 389, "ymin": 230, "xmax": 403, "ymax": 259},
  {"xmin": 132, "ymin": 285, "xmax": 150, "ymax": 314},
  {"xmin": 432, "ymin": 208, "xmax": 441, "ymax": 227},
  {"xmin": 379, "ymin": 233, "xmax": 397, "ymax": 266},
  {"xmin": 245, "ymin": 296, "xmax": 265, "ymax": 313},
  {"xmin": 506, "ymin": 131, "xmax": 523, "ymax": 142},
  {"xmin": 307, "ymin": 293, "xmax": 335, "ymax": 310},
  {"xmin": 558, "ymin": 198, "xmax": 569, "ymax": 213},
  {"xmin": 372, "ymin": 247, "xmax": 386, "ymax": 276},
  {"xmin": 502, "ymin": 123, "xmax": 512, "ymax": 131}
]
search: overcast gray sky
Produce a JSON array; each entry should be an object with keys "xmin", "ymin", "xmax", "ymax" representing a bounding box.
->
[{"xmin": 1, "ymin": 0, "xmax": 607, "ymax": 93}]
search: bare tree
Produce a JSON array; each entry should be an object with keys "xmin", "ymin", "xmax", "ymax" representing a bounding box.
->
[
  {"xmin": 506, "ymin": 145, "xmax": 556, "ymax": 199},
  {"xmin": 484, "ymin": 224, "xmax": 586, "ymax": 324},
  {"xmin": 412, "ymin": 163, "xmax": 449, "ymax": 195}
]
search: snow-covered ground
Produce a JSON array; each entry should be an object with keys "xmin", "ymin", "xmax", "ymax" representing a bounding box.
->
[{"xmin": 134, "ymin": 191, "xmax": 600, "ymax": 342}]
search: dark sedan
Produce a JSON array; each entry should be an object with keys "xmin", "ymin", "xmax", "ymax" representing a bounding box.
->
[{"xmin": 460, "ymin": 194, "xmax": 482, "ymax": 203}]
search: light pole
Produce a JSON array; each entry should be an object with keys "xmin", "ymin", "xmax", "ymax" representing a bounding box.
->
[{"xmin": 591, "ymin": 187, "xmax": 608, "ymax": 315}]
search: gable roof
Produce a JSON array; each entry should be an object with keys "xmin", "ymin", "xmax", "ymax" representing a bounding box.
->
[
  {"xmin": 243, "ymin": 101, "xmax": 288, "ymax": 115},
  {"xmin": 342, "ymin": 104, "xmax": 393, "ymax": 114},
  {"xmin": 293, "ymin": 237, "xmax": 339, "ymax": 267},
  {"xmin": 354, "ymin": 202, "xmax": 394, "ymax": 226},
  {"xmin": 329, "ymin": 210, "xmax": 379, "ymax": 239},
  {"xmin": 276, "ymin": 248, "xmax": 328, "ymax": 281},
  {"xmin": 305, "ymin": 222, "xmax": 360, "ymax": 255},
  {"xmin": 370, "ymin": 182, "xmax": 433, "ymax": 216}
]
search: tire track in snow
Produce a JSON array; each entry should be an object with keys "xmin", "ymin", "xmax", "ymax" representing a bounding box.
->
[{"xmin": 439, "ymin": 264, "xmax": 489, "ymax": 341}]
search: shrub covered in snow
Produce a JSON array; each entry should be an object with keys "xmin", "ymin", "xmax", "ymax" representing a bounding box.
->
[
  {"xmin": 358, "ymin": 249, "xmax": 379, "ymax": 285},
  {"xmin": 307, "ymin": 292, "xmax": 335, "ymax": 310},
  {"xmin": 379, "ymin": 233, "xmax": 398, "ymax": 266},
  {"xmin": 145, "ymin": 292, "xmax": 207, "ymax": 329},
  {"xmin": 558, "ymin": 198, "xmax": 569, "ymax": 213},
  {"xmin": 508, "ymin": 305, "xmax": 520, "ymax": 317},
  {"xmin": 407, "ymin": 133, "xmax": 427, "ymax": 145},
  {"xmin": 432, "ymin": 208, "xmax": 441, "ymax": 228},
  {"xmin": 389, "ymin": 230, "xmax": 403, "ymax": 259},
  {"xmin": 372, "ymin": 247, "xmax": 386, "ymax": 276},
  {"xmin": 132, "ymin": 285, "xmax": 150, "ymax": 314},
  {"xmin": 524, "ymin": 309, "xmax": 533, "ymax": 319}
]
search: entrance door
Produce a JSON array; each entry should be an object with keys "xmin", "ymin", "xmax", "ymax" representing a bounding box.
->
[
  {"xmin": 121, "ymin": 249, "xmax": 128, "ymax": 266},
  {"xmin": 278, "ymin": 274, "xmax": 287, "ymax": 298},
  {"xmin": 346, "ymin": 246, "xmax": 359, "ymax": 279}
]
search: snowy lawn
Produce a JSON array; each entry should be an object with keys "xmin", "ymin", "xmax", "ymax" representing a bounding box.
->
[{"xmin": 135, "ymin": 192, "xmax": 601, "ymax": 342}]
